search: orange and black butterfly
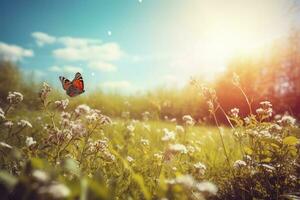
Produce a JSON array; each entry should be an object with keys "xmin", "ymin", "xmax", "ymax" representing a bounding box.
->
[{"xmin": 59, "ymin": 72, "xmax": 85, "ymax": 97}]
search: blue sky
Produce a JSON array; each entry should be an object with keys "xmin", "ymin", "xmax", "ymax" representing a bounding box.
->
[{"xmin": 0, "ymin": 0, "xmax": 299, "ymax": 93}]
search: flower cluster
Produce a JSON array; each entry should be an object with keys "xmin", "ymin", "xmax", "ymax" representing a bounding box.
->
[{"xmin": 7, "ymin": 91, "xmax": 23, "ymax": 104}]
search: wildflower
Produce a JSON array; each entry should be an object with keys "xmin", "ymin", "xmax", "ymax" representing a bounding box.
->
[
  {"xmin": 260, "ymin": 164, "xmax": 275, "ymax": 172},
  {"xmin": 127, "ymin": 156, "xmax": 134, "ymax": 162},
  {"xmin": 187, "ymin": 145, "xmax": 196, "ymax": 153},
  {"xmin": 75, "ymin": 104, "xmax": 90, "ymax": 115},
  {"xmin": 195, "ymin": 181, "xmax": 218, "ymax": 196},
  {"xmin": 4, "ymin": 121, "xmax": 13, "ymax": 128},
  {"xmin": 233, "ymin": 160, "xmax": 247, "ymax": 169},
  {"xmin": 168, "ymin": 144, "xmax": 188, "ymax": 154},
  {"xmin": 172, "ymin": 167, "xmax": 177, "ymax": 171},
  {"xmin": 32, "ymin": 170, "xmax": 49, "ymax": 182},
  {"xmin": 25, "ymin": 137, "xmax": 36, "ymax": 147},
  {"xmin": 175, "ymin": 125, "xmax": 184, "ymax": 133},
  {"xmin": 55, "ymin": 99, "xmax": 69, "ymax": 110},
  {"xmin": 229, "ymin": 108, "xmax": 239, "ymax": 118},
  {"xmin": 40, "ymin": 183, "xmax": 70, "ymax": 198},
  {"xmin": 256, "ymin": 101, "xmax": 273, "ymax": 118},
  {"xmin": 259, "ymin": 130, "xmax": 271, "ymax": 138},
  {"xmin": 103, "ymin": 151, "xmax": 115, "ymax": 161},
  {"xmin": 7, "ymin": 91, "xmax": 23, "ymax": 104},
  {"xmin": 141, "ymin": 138, "xmax": 149, "ymax": 145},
  {"xmin": 0, "ymin": 107, "xmax": 5, "ymax": 120},
  {"xmin": 154, "ymin": 153, "xmax": 163, "ymax": 160},
  {"xmin": 70, "ymin": 121, "xmax": 86, "ymax": 136},
  {"xmin": 17, "ymin": 120, "xmax": 32, "ymax": 128},
  {"xmin": 170, "ymin": 118, "xmax": 177, "ymax": 123},
  {"xmin": 39, "ymin": 82, "xmax": 52, "ymax": 100},
  {"xmin": 194, "ymin": 162, "xmax": 207, "ymax": 175},
  {"xmin": 142, "ymin": 111, "xmax": 150, "ymax": 121},
  {"xmin": 244, "ymin": 117, "xmax": 251, "ymax": 124},
  {"xmin": 61, "ymin": 111, "xmax": 71, "ymax": 119},
  {"xmin": 175, "ymin": 175, "xmax": 195, "ymax": 188},
  {"xmin": 161, "ymin": 128, "xmax": 176, "ymax": 141},
  {"xmin": 127, "ymin": 124, "xmax": 135, "ymax": 132},
  {"xmin": 182, "ymin": 115, "xmax": 195, "ymax": 126},
  {"xmin": 278, "ymin": 115, "xmax": 296, "ymax": 126},
  {"xmin": 99, "ymin": 114, "xmax": 112, "ymax": 125},
  {"xmin": 232, "ymin": 72, "xmax": 240, "ymax": 87},
  {"xmin": 142, "ymin": 123, "xmax": 151, "ymax": 131},
  {"xmin": 0, "ymin": 141, "xmax": 12, "ymax": 149}
]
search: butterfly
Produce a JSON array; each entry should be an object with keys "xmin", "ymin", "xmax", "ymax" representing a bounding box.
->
[{"xmin": 59, "ymin": 72, "xmax": 85, "ymax": 97}]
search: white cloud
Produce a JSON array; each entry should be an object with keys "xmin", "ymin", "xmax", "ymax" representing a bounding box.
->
[
  {"xmin": 101, "ymin": 81, "xmax": 131, "ymax": 89},
  {"xmin": 88, "ymin": 61, "xmax": 116, "ymax": 72},
  {"xmin": 53, "ymin": 42, "xmax": 123, "ymax": 62},
  {"xmin": 31, "ymin": 32, "xmax": 56, "ymax": 47},
  {"xmin": 58, "ymin": 37, "xmax": 101, "ymax": 47},
  {"xmin": 0, "ymin": 42, "xmax": 34, "ymax": 62},
  {"xmin": 48, "ymin": 65, "xmax": 82, "ymax": 73}
]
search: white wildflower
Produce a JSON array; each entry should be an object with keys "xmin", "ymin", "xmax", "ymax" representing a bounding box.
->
[
  {"xmin": 182, "ymin": 115, "xmax": 195, "ymax": 126},
  {"xmin": 194, "ymin": 162, "xmax": 207, "ymax": 175},
  {"xmin": 127, "ymin": 156, "xmax": 134, "ymax": 162},
  {"xmin": 175, "ymin": 175, "xmax": 195, "ymax": 188},
  {"xmin": 18, "ymin": 120, "xmax": 32, "ymax": 128},
  {"xmin": 233, "ymin": 160, "xmax": 247, "ymax": 169},
  {"xmin": 278, "ymin": 115, "xmax": 296, "ymax": 126},
  {"xmin": 170, "ymin": 118, "xmax": 177, "ymax": 123},
  {"xmin": 25, "ymin": 137, "xmax": 36, "ymax": 147},
  {"xmin": 32, "ymin": 170, "xmax": 49, "ymax": 182},
  {"xmin": 161, "ymin": 128, "xmax": 176, "ymax": 141},
  {"xmin": 175, "ymin": 125, "xmax": 184, "ymax": 133},
  {"xmin": 55, "ymin": 99, "xmax": 69, "ymax": 110},
  {"xmin": 141, "ymin": 138, "xmax": 149, "ymax": 145},
  {"xmin": 260, "ymin": 164, "xmax": 275, "ymax": 172},
  {"xmin": 7, "ymin": 91, "xmax": 23, "ymax": 104},
  {"xmin": 195, "ymin": 181, "xmax": 218, "ymax": 195},
  {"xmin": 40, "ymin": 183, "xmax": 70, "ymax": 198},
  {"xmin": 142, "ymin": 123, "xmax": 151, "ymax": 131},
  {"xmin": 259, "ymin": 130, "xmax": 271, "ymax": 138},
  {"xmin": 4, "ymin": 121, "xmax": 13, "ymax": 128},
  {"xmin": 168, "ymin": 144, "xmax": 188, "ymax": 154},
  {"xmin": 75, "ymin": 104, "xmax": 90, "ymax": 115},
  {"xmin": 127, "ymin": 124, "xmax": 135, "ymax": 132},
  {"xmin": 230, "ymin": 108, "xmax": 239, "ymax": 118}
]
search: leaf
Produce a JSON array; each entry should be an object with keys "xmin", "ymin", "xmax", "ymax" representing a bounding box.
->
[
  {"xmin": 244, "ymin": 147, "xmax": 253, "ymax": 155},
  {"xmin": 283, "ymin": 136, "xmax": 298, "ymax": 146},
  {"xmin": 132, "ymin": 173, "xmax": 151, "ymax": 200},
  {"xmin": 0, "ymin": 170, "xmax": 17, "ymax": 189}
]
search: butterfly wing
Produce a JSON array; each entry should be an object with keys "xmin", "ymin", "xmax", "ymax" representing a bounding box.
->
[
  {"xmin": 59, "ymin": 76, "xmax": 71, "ymax": 90},
  {"xmin": 66, "ymin": 72, "xmax": 84, "ymax": 97}
]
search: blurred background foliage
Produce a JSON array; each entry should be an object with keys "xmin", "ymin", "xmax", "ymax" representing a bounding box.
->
[{"xmin": 1, "ymin": 30, "xmax": 300, "ymax": 123}]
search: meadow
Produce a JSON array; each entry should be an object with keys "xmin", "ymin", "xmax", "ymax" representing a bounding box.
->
[{"xmin": 0, "ymin": 70, "xmax": 299, "ymax": 200}]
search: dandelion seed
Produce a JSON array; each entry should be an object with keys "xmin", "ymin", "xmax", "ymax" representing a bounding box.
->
[
  {"xmin": 107, "ymin": 30, "xmax": 112, "ymax": 36},
  {"xmin": 195, "ymin": 181, "xmax": 218, "ymax": 196},
  {"xmin": 127, "ymin": 156, "xmax": 134, "ymax": 162},
  {"xmin": 233, "ymin": 160, "xmax": 247, "ymax": 169},
  {"xmin": 25, "ymin": 137, "xmax": 36, "ymax": 147},
  {"xmin": 161, "ymin": 128, "xmax": 176, "ymax": 141},
  {"xmin": 7, "ymin": 91, "xmax": 23, "ymax": 104},
  {"xmin": 4, "ymin": 121, "xmax": 13, "ymax": 128},
  {"xmin": 18, "ymin": 120, "xmax": 32, "ymax": 128}
]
